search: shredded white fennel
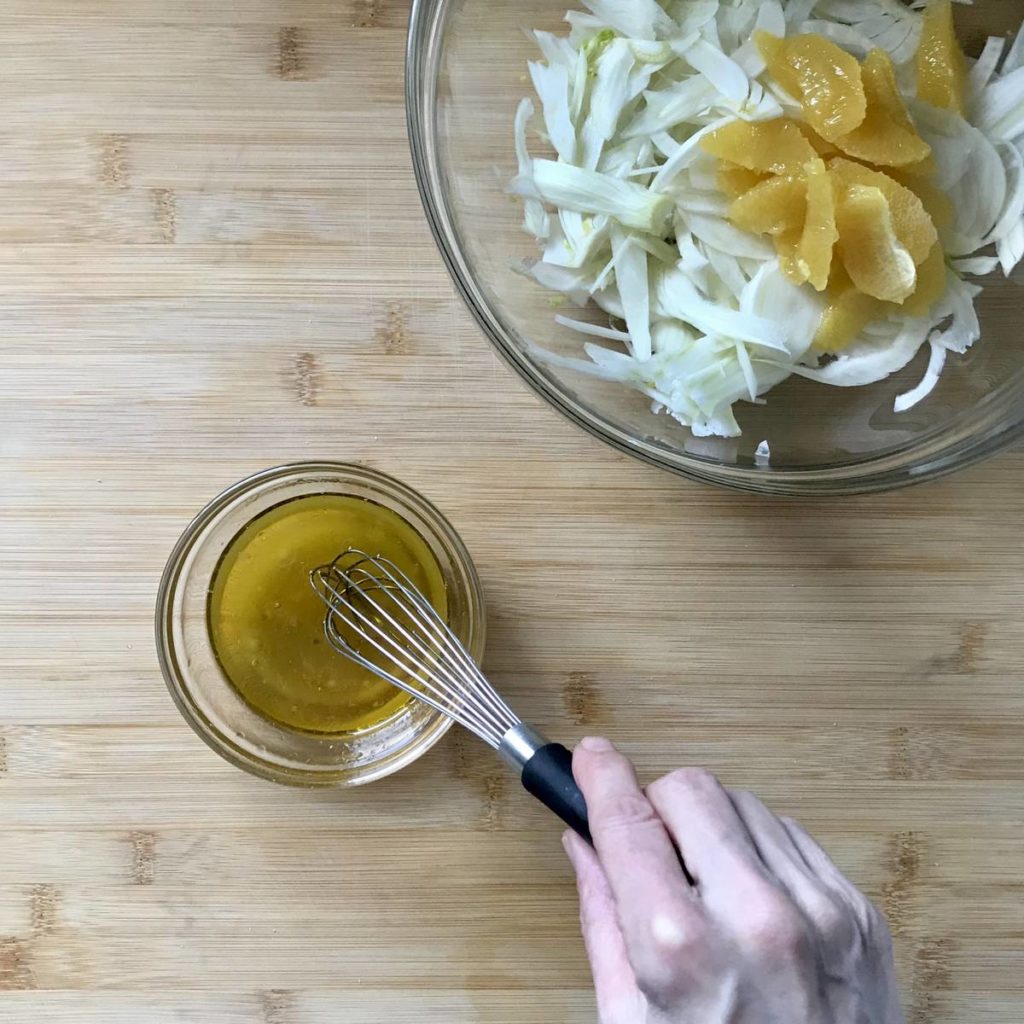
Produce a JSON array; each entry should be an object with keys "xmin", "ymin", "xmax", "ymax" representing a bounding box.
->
[{"xmin": 511, "ymin": 0, "xmax": 1024, "ymax": 438}]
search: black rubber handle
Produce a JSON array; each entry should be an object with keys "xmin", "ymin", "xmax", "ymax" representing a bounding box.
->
[{"xmin": 520, "ymin": 742, "xmax": 591, "ymax": 843}]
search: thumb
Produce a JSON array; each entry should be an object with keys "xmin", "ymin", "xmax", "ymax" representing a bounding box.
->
[{"xmin": 563, "ymin": 831, "xmax": 646, "ymax": 1024}]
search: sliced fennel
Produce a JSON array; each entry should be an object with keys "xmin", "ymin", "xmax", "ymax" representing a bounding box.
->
[{"xmin": 512, "ymin": 0, "xmax": 1024, "ymax": 438}]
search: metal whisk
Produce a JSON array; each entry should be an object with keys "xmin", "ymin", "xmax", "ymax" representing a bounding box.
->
[{"xmin": 310, "ymin": 549, "xmax": 590, "ymax": 841}]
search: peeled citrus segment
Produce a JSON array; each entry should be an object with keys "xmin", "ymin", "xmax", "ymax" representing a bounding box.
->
[
  {"xmin": 757, "ymin": 31, "xmax": 867, "ymax": 141},
  {"xmin": 797, "ymin": 123, "xmax": 840, "ymax": 158},
  {"xmin": 777, "ymin": 235, "xmax": 807, "ymax": 286},
  {"xmin": 702, "ymin": 118, "xmax": 817, "ymax": 175},
  {"xmin": 833, "ymin": 50, "xmax": 932, "ymax": 167},
  {"xmin": 828, "ymin": 157, "xmax": 939, "ymax": 265},
  {"xmin": 773, "ymin": 227, "xmax": 807, "ymax": 285},
  {"xmin": 729, "ymin": 174, "xmax": 807, "ymax": 238},
  {"xmin": 755, "ymin": 31, "xmax": 800, "ymax": 99},
  {"xmin": 836, "ymin": 185, "xmax": 918, "ymax": 303},
  {"xmin": 795, "ymin": 158, "xmax": 838, "ymax": 291},
  {"xmin": 723, "ymin": 155, "xmax": 837, "ymax": 291},
  {"xmin": 787, "ymin": 36, "xmax": 867, "ymax": 141},
  {"xmin": 717, "ymin": 164, "xmax": 770, "ymax": 198},
  {"xmin": 917, "ymin": 0, "xmax": 967, "ymax": 115},
  {"xmin": 899, "ymin": 154, "xmax": 938, "ymax": 179},
  {"xmin": 901, "ymin": 243, "xmax": 947, "ymax": 317},
  {"xmin": 814, "ymin": 286, "xmax": 885, "ymax": 353},
  {"xmin": 888, "ymin": 169, "xmax": 954, "ymax": 231}
]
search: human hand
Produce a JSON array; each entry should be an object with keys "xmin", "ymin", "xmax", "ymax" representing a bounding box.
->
[{"xmin": 563, "ymin": 737, "xmax": 904, "ymax": 1024}]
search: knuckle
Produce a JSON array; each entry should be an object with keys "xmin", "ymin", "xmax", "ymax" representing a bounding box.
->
[
  {"xmin": 649, "ymin": 910, "xmax": 708, "ymax": 957},
  {"xmin": 634, "ymin": 961, "xmax": 688, "ymax": 1005},
  {"xmin": 730, "ymin": 787, "xmax": 757, "ymax": 807},
  {"xmin": 595, "ymin": 791, "xmax": 661, "ymax": 834},
  {"xmin": 633, "ymin": 927, "xmax": 707, "ymax": 1002},
  {"xmin": 779, "ymin": 815, "xmax": 805, "ymax": 837},
  {"xmin": 649, "ymin": 766, "xmax": 720, "ymax": 802},
  {"xmin": 859, "ymin": 896, "xmax": 893, "ymax": 942},
  {"xmin": 806, "ymin": 892, "xmax": 853, "ymax": 944},
  {"xmin": 740, "ymin": 890, "xmax": 809, "ymax": 961},
  {"xmin": 632, "ymin": 957, "xmax": 677, "ymax": 1005}
]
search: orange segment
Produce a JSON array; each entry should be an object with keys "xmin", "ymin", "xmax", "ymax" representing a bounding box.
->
[
  {"xmin": 701, "ymin": 118, "xmax": 817, "ymax": 175},
  {"xmin": 814, "ymin": 286, "xmax": 885, "ymax": 353},
  {"xmin": 817, "ymin": 244, "xmax": 946, "ymax": 351},
  {"xmin": 717, "ymin": 164, "xmax": 770, "ymax": 198},
  {"xmin": 796, "ymin": 158, "xmax": 838, "ymax": 291},
  {"xmin": 725, "ymin": 165, "xmax": 840, "ymax": 291},
  {"xmin": 834, "ymin": 50, "xmax": 932, "ymax": 167},
  {"xmin": 901, "ymin": 243, "xmax": 947, "ymax": 317},
  {"xmin": 755, "ymin": 31, "xmax": 800, "ymax": 99},
  {"xmin": 917, "ymin": 0, "xmax": 967, "ymax": 115},
  {"xmin": 787, "ymin": 36, "xmax": 867, "ymax": 141},
  {"xmin": 828, "ymin": 157, "xmax": 939, "ymax": 265},
  {"xmin": 757, "ymin": 32, "xmax": 867, "ymax": 141},
  {"xmin": 835, "ymin": 185, "xmax": 918, "ymax": 303},
  {"xmin": 702, "ymin": 25, "xmax": 956, "ymax": 350},
  {"xmin": 899, "ymin": 154, "xmax": 938, "ymax": 179},
  {"xmin": 728, "ymin": 174, "xmax": 807, "ymax": 238},
  {"xmin": 797, "ymin": 123, "xmax": 840, "ymax": 158},
  {"xmin": 777, "ymin": 235, "xmax": 807, "ymax": 287},
  {"xmin": 887, "ymin": 170, "xmax": 954, "ymax": 231}
]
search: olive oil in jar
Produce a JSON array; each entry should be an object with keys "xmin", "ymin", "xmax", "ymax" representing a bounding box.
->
[{"xmin": 208, "ymin": 494, "xmax": 447, "ymax": 733}]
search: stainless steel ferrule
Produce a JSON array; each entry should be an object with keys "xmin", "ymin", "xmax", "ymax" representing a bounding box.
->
[{"xmin": 497, "ymin": 722, "xmax": 548, "ymax": 771}]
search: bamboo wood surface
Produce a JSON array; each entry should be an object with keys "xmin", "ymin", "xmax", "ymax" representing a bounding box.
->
[{"xmin": 1, "ymin": 2, "xmax": 1023, "ymax": 1022}]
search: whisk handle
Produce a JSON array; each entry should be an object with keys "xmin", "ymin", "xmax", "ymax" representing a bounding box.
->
[{"xmin": 521, "ymin": 742, "xmax": 591, "ymax": 844}]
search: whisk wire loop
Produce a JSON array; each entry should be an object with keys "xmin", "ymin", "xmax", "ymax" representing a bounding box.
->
[
  {"xmin": 311, "ymin": 551, "xmax": 518, "ymax": 747},
  {"xmin": 335, "ymin": 555, "xmax": 516, "ymax": 741}
]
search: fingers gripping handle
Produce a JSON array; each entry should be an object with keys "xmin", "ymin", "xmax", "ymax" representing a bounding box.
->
[
  {"xmin": 521, "ymin": 742, "xmax": 592, "ymax": 843},
  {"xmin": 499, "ymin": 724, "xmax": 591, "ymax": 842}
]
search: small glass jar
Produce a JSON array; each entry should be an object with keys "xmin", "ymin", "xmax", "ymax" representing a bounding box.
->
[{"xmin": 155, "ymin": 462, "xmax": 485, "ymax": 786}]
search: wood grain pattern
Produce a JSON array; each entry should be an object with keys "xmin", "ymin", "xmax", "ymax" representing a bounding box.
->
[{"xmin": 0, "ymin": 2, "xmax": 1022, "ymax": 1022}]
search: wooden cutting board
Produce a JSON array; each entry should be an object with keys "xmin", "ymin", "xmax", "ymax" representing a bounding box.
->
[{"xmin": 1, "ymin": 3, "xmax": 1022, "ymax": 1021}]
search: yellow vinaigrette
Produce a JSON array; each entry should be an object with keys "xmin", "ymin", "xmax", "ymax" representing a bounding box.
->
[{"xmin": 208, "ymin": 494, "xmax": 447, "ymax": 734}]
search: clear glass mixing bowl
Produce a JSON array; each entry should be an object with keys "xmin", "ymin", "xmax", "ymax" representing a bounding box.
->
[{"xmin": 407, "ymin": 0, "xmax": 1024, "ymax": 494}]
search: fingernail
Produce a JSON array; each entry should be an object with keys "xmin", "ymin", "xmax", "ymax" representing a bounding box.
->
[
  {"xmin": 561, "ymin": 830, "xmax": 580, "ymax": 867},
  {"xmin": 579, "ymin": 736, "xmax": 615, "ymax": 752}
]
